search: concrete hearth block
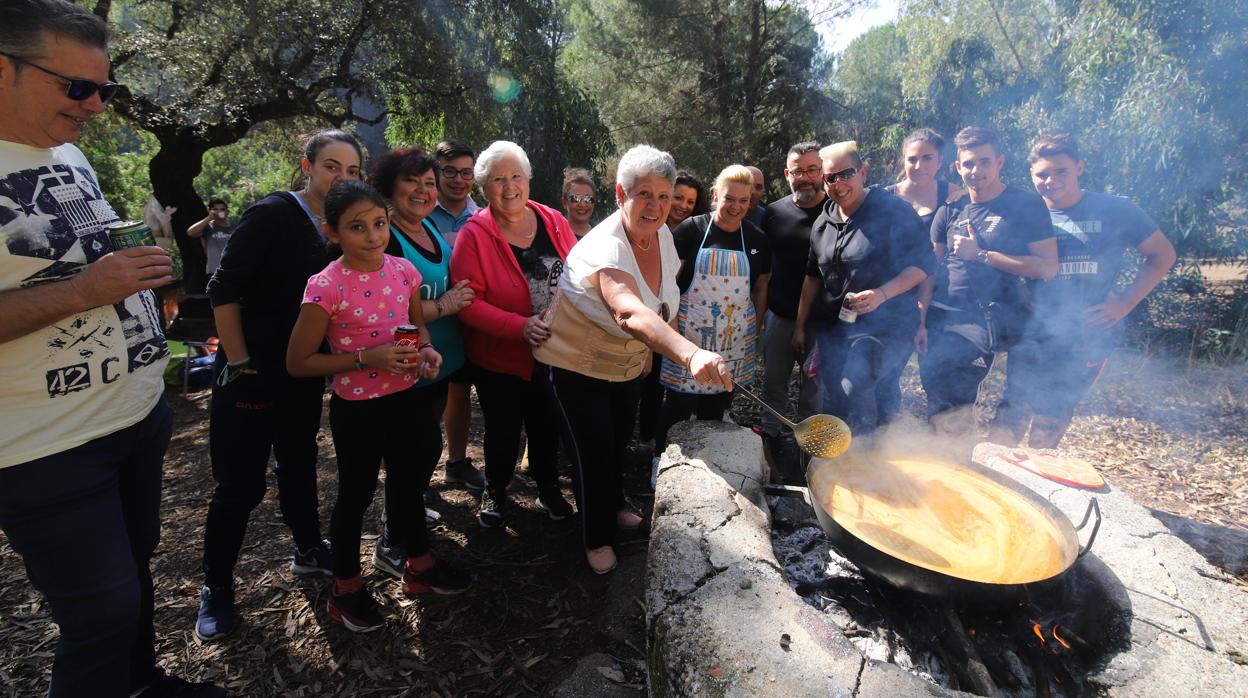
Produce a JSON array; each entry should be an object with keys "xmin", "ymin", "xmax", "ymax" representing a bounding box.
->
[
  {"xmin": 974, "ymin": 443, "xmax": 1248, "ymax": 697},
  {"xmin": 646, "ymin": 421, "xmax": 963, "ymax": 697}
]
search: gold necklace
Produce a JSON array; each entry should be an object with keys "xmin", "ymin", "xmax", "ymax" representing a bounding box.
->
[{"xmin": 630, "ymin": 233, "xmax": 653, "ymax": 251}]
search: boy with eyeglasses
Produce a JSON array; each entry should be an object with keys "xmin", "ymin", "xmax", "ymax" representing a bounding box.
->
[
  {"xmin": 918, "ymin": 126, "xmax": 1057, "ymax": 432},
  {"xmin": 989, "ymin": 134, "xmax": 1175, "ymax": 447},
  {"xmin": 0, "ymin": 1, "xmax": 223, "ymax": 695},
  {"xmin": 428, "ymin": 139, "xmax": 481, "ymax": 244}
]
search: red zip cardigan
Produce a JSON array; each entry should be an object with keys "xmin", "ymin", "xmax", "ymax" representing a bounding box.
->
[{"xmin": 449, "ymin": 200, "xmax": 577, "ymax": 380}]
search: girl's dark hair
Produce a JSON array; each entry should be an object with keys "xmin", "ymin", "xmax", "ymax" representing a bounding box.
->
[
  {"xmin": 675, "ymin": 171, "xmax": 711, "ymax": 216},
  {"xmin": 368, "ymin": 147, "xmax": 437, "ymax": 199},
  {"xmin": 291, "ymin": 129, "xmax": 364, "ymax": 189},
  {"xmin": 896, "ymin": 127, "xmax": 947, "ymax": 181},
  {"xmin": 324, "ymin": 180, "xmax": 387, "ymax": 229}
]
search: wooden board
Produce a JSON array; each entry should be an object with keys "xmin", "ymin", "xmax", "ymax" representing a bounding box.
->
[{"xmin": 1000, "ymin": 448, "xmax": 1106, "ymax": 490}]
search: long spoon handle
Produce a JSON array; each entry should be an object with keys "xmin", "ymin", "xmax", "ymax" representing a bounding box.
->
[{"xmin": 733, "ymin": 383, "xmax": 798, "ymax": 430}]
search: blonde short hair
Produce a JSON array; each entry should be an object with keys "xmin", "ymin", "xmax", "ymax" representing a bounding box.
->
[
  {"xmin": 712, "ymin": 164, "xmax": 754, "ymax": 198},
  {"xmin": 819, "ymin": 141, "xmax": 863, "ymax": 168}
]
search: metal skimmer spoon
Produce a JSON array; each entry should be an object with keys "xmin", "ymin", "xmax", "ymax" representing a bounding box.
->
[{"xmin": 733, "ymin": 383, "xmax": 852, "ymax": 458}]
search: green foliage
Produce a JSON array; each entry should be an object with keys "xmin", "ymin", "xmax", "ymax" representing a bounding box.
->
[
  {"xmin": 193, "ymin": 122, "xmax": 308, "ymax": 211},
  {"xmin": 78, "ymin": 113, "xmax": 158, "ymax": 221}
]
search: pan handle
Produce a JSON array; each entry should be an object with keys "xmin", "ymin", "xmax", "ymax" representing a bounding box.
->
[{"xmin": 1075, "ymin": 498, "xmax": 1101, "ymax": 559}]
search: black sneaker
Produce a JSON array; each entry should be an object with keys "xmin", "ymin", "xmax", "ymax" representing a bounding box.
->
[
  {"xmin": 478, "ymin": 488, "xmax": 506, "ymax": 528},
  {"xmin": 372, "ymin": 530, "xmax": 405, "ymax": 580},
  {"xmin": 327, "ymin": 585, "xmax": 385, "ymax": 633},
  {"xmin": 444, "ymin": 457, "xmax": 486, "ymax": 490},
  {"xmin": 534, "ymin": 489, "xmax": 574, "ymax": 521},
  {"xmin": 291, "ymin": 539, "xmax": 333, "ymax": 576},
  {"xmin": 193, "ymin": 585, "xmax": 235, "ymax": 642},
  {"xmin": 403, "ymin": 559, "xmax": 472, "ymax": 596},
  {"xmin": 131, "ymin": 667, "xmax": 226, "ymax": 697}
]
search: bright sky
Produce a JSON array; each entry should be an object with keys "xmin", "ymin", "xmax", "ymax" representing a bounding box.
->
[{"xmin": 817, "ymin": 0, "xmax": 902, "ymax": 53}]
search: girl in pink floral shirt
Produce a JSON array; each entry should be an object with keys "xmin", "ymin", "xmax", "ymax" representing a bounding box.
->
[{"xmin": 287, "ymin": 181, "xmax": 471, "ymax": 633}]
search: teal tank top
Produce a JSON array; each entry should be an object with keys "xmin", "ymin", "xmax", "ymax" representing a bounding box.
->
[{"xmin": 393, "ymin": 219, "xmax": 465, "ymax": 386}]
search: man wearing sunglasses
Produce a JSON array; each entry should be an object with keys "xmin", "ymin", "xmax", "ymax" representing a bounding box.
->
[
  {"xmin": 919, "ymin": 126, "xmax": 1056, "ymax": 432},
  {"xmin": 0, "ymin": 2, "xmax": 223, "ymax": 696},
  {"xmin": 792, "ymin": 141, "xmax": 933, "ymax": 435}
]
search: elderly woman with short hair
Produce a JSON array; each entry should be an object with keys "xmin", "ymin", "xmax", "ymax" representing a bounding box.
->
[
  {"xmin": 449, "ymin": 141, "xmax": 577, "ymax": 529},
  {"xmin": 539, "ymin": 145, "xmax": 733, "ymax": 574}
]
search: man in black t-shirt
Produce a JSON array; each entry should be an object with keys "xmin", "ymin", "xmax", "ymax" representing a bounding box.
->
[
  {"xmin": 918, "ymin": 127, "xmax": 1057, "ymax": 431},
  {"xmin": 793, "ymin": 142, "xmax": 932, "ymax": 434},
  {"xmin": 990, "ymin": 134, "xmax": 1175, "ymax": 447},
  {"xmin": 758, "ymin": 142, "xmax": 825, "ymax": 442}
]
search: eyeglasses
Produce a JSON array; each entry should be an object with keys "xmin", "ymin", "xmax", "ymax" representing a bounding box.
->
[
  {"xmin": 565, "ymin": 194, "xmax": 595, "ymax": 205},
  {"xmin": 787, "ymin": 166, "xmax": 821, "ymax": 179},
  {"xmin": 0, "ymin": 52, "xmax": 121, "ymax": 103},
  {"xmin": 440, "ymin": 166, "xmax": 474, "ymax": 180},
  {"xmin": 824, "ymin": 167, "xmax": 858, "ymax": 185}
]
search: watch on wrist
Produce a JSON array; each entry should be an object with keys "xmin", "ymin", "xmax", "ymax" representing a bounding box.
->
[
  {"xmin": 353, "ymin": 350, "xmax": 366, "ymax": 370},
  {"xmin": 976, "ymin": 249, "xmax": 990, "ymax": 264}
]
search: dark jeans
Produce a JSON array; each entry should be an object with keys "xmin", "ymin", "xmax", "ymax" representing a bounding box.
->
[
  {"xmin": 992, "ymin": 330, "xmax": 1111, "ymax": 448},
  {"xmin": 383, "ymin": 380, "xmax": 447, "ymax": 548},
  {"xmin": 473, "ymin": 366, "xmax": 560, "ymax": 492},
  {"xmin": 874, "ymin": 352, "xmax": 908, "ymax": 426},
  {"xmin": 918, "ymin": 308, "xmax": 996, "ymax": 422},
  {"xmin": 202, "ymin": 353, "xmax": 324, "ymax": 588},
  {"xmin": 808, "ymin": 322, "xmax": 914, "ymax": 435},
  {"xmin": 636, "ymin": 354, "xmax": 664, "ymax": 443},
  {"xmin": 655, "ymin": 389, "xmax": 734, "ymax": 450},
  {"xmin": 330, "ymin": 385, "xmax": 441, "ymax": 578},
  {"xmin": 543, "ymin": 365, "xmax": 640, "ymax": 549},
  {"xmin": 0, "ymin": 399, "xmax": 172, "ymax": 698}
]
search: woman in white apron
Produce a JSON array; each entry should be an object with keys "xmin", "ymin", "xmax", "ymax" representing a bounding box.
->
[{"xmin": 657, "ymin": 164, "xmax": 771, "ymax": 450}]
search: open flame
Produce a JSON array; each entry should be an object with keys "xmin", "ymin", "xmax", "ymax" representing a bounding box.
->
[{"xmin": 1032, "ymin": 621, "xmax": 1075, "ymax": 653}]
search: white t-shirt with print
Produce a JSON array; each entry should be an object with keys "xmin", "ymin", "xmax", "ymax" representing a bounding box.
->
[{"xmin": 0, "ymin": 140, "xmax": 169, "ymax": 468}]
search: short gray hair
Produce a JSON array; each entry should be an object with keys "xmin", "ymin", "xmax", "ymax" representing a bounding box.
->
[
  {"xmin": 0, "ymin": 0, "xmax": 109, "ymax": 62},
  {"xmin": 616, "ymin": 144, "xmax": 677, "ymax": 193},
  {"xmin": 474, "ymin": 140, "xmax": 532, "ymax": 181}
]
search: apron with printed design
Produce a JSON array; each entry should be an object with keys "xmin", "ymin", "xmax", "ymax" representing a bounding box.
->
[{"xmin": 660, "ymin": 221, "xmax": 756, "ymax": 395}]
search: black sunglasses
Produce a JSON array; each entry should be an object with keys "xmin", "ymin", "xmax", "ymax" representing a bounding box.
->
[
  {"xmin": 823, "ymin": 167, "xmax": 858, "ymax": 185},
  {"xmin": 2, "ymin": 52, "xmax": 121, "ymax": 103}
]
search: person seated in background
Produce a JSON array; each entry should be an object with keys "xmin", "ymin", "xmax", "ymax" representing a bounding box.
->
[
  {"xmin": 792, "ymin": 141, "xmax": 932, "ymax": 435},
  {"xmin": 561, "ymin": 167, "xmax": 597, "ymax": 238},
  {"xmin": 187, "ymin": 197, "xmax": 234, "ymax": 277},
  {"xmin": 990, "ymin": 133, "xmax": 1175, "ymax": 448}
]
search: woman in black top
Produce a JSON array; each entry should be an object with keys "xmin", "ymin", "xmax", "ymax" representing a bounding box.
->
[{"xmin": 196, "ymin": 129, "xmax": 363, "ymax": 642}]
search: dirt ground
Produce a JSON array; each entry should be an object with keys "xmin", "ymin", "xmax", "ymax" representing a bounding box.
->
[{"xmin": 1, "ymin": 342, "xmax": 1245, "ymax": 696}]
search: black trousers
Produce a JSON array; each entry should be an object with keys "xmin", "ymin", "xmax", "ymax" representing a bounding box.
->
[
  {"xmin": 917, "ymin": 308, "xmax": 996, "ymax": 421},
  {"xmin": 655, "ymin": 389, "xmax": 734, "ymax": 449},
  {"xmin": 473, "ymin": 366, "xmax": 560, "ymax": 493},
  {"xmin": 0, "ymin": 400, "xmax": 171, "ymax": 697},
  {"xmin": 329, "ymin": 385, "xmax": 441, "ymax": 579},
  {"xmin": 202, "ymin": 352, "xmax": 324, "ymax": 588},
  {"xmin": 636, "ymin": 355, "xmax": 664, "ymax": 442},
  {"xmin": 543, "ymin": 365, "xmax": 641, "ymax": 549},
  {"xmin": 808, "ymin": 322, "xmax": 915, "ymax": 435}
]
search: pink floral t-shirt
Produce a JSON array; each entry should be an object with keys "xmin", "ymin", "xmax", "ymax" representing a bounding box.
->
[{"xmin": 302, "ymin": 255, "xmax": 422, "ymax": 400}]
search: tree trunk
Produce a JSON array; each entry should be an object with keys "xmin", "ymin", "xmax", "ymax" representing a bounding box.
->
[{"xmin": 149, "ymin": 135, "xmax": 211, "ymax": 294}]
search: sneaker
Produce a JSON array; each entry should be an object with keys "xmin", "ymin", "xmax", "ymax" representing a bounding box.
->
[
  {"xmin": 130, "ymin": 668, "xmax": 226, "ymax": 697},
  {"xmin": 372, "ymin": 531, "xmax": 405, "ymax": 580},
  {"xmin": 403, "ymin": 559, "xmax": 472, "ymax": 596},
  {"xmin": 478, "ymin": 488, "xmax": 507, "ymax": 528},
  {"xmin": 444, "ymin": 457, "xmax": 486, "ymax": 490},
  {"xmin": 291, "ymin": 539, "xmax": 333, "ymax": 576},
  {"xmin": 534, "ymin": 489, "xmax": 574, "ymax": 521},
  {"xmin": 193, "ymin": 585, "xmax": 235, "ymax": 642},
  {"xmin": 327, "ymin": 585, "xmax": 385, "ymax": 633},
  {"xmin": 425, "ymin": 506, "xmax": 442, "ymax": 523}
]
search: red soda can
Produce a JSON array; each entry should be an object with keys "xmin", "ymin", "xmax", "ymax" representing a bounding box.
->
[{"xmin": 394, "ymin": 324, "xmax": 420, "ymax": 364}]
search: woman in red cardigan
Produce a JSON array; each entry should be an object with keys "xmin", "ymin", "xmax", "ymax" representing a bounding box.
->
[{"xmin": 449, "ymin": 141, "xmax": 578, "ymax": 529}]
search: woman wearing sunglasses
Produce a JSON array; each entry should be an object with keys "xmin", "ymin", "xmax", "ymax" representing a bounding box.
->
[
  {"xmin": 538, "ymin": 145, "xmax": 732, "ymax": 574},
  {"xmin": 561, "ymin": 168, "xmax": 597, "ymax": 238},
  {"xmin": 792, "ymin": 141, "xmax": 934, "ymax": 435}
]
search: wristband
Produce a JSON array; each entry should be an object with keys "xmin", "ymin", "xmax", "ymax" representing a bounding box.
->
[
  {"xmin": 434, "ymin": 297, "xmax": 444, "ymax": 318},
  {"xmin": 227, "ymin": 356, "xmax": 251, "ymax": 368},
  {"xmin": 417, "ymin": 342, "xmax": 434, "ymax": 351},
  {"xmin": 877, "ymin": 287, "xmax": 889, "ymax": 300},
  {"xmin": 353, "ymin": 350, "xmax": 366, "ymax": 370},
  {"xmin": 976, "ymin": 249, "xmax": 990, "ymax": 264},
  {"xmin": 685, "ymin": 348, "xmax": 699, "ymax": 371}
]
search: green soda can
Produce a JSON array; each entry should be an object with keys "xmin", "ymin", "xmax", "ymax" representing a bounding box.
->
[{"xmin": 106, "ymin": 220, "xmax": 157, "ymax": 250}]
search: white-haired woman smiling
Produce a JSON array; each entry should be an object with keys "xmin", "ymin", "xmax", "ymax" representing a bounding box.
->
[
  {"xmin": 448, "ymin": 140, "xmax": 577, "ymax": 530},
  {"xmin": 537, "ymin": 144, "xmax": 732, "ymax": 574}
]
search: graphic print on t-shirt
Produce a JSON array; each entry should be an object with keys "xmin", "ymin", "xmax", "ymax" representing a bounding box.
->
[{"xmin": 0, "ymin": 159, "xmax": 169, "ymax": 399}]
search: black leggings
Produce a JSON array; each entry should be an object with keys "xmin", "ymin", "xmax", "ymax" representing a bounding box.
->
[
  {"xmin": 473, "ymin": 366, "xmax": 560, "ymax": 493},
  {"xmin": 636, "ymin": 355, "xmax": 664, "ymax": 442},
  {"xmin": 543, "ymin": 365, "xmax": 641, "ymax": 549},
  {"xmin": 328, "ymin": 385, "xmax": 441, "ymax": 579},
  {"xmin": 655, "ymin": 389, "xmax": 734, "ymax": 450}
]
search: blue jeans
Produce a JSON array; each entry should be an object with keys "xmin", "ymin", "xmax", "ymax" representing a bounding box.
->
[
  {"xmin": 0, "ymin": 399, "xmax": 172, "ymax": 697},
  {"xmin": 808, "ymin": 323, "xmax": 913, "ymax": 435}
]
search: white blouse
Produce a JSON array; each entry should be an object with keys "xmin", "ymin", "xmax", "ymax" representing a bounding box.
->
[{"xmin": 559, "ymin": 210, "xmax": 681, "ymax": 339}]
